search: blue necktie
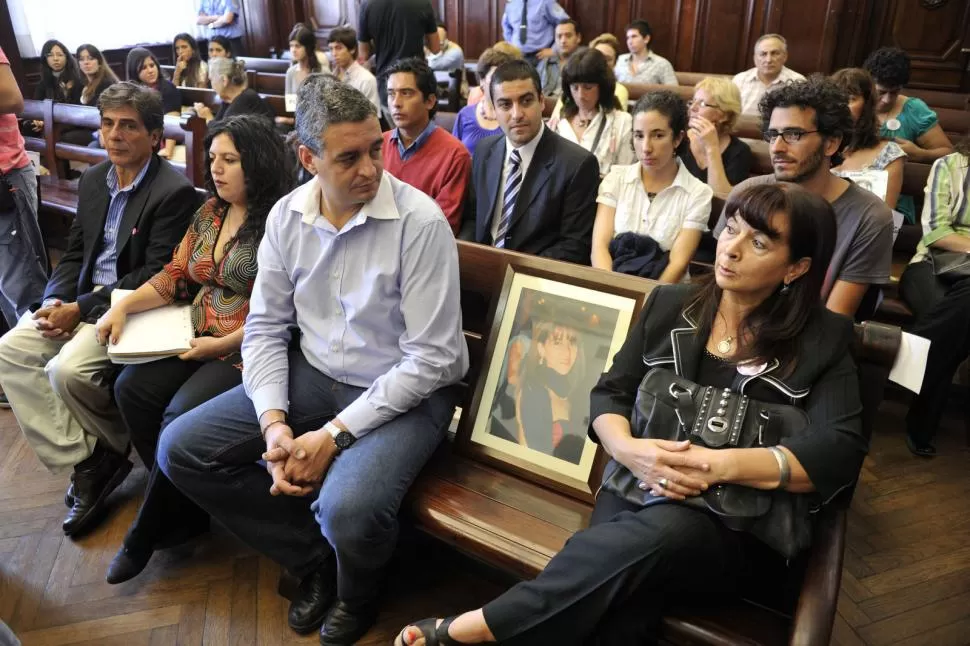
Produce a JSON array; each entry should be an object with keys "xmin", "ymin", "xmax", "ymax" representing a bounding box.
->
[
  {"xmin": 519, "ymin": 0, "xmax": 528, "ymax": 46},
  {"xmin": 495, "ymin": 149, "xmax": 522, "ymax": 248}
]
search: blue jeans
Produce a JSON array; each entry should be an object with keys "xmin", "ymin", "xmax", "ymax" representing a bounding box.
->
[
  {"xmin": 158, "ymin": 349, "xmax": 457, "ymax": 604},
  {"xmin": 0, "ymin": 164, "xmax": 47, "ymax": 328}
]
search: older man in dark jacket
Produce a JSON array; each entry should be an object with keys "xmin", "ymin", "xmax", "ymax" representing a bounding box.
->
[{"xmin": 0, "ymin": 82, "xmax": 199, "ymax": 538}]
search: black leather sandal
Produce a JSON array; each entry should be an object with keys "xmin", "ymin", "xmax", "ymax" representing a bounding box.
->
[{"xmin": 396, "ymin": 616, "xmax": 470, "ymax": 645}]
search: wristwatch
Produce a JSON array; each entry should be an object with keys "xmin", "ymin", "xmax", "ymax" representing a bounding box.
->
[{"xmin": 325, "ymin": 421, "xmax": 356, "ymax": 451}]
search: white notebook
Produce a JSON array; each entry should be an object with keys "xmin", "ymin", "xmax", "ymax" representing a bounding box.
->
[{"xmin": 107, "ymin": 289, "xmax": 194, "ymax": 364}]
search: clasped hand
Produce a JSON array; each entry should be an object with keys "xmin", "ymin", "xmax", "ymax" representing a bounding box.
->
[
  {"xmin": 262, "ymin": 425, "xmax": 339, "ymax": 497},
  {"xmin": 33, "ymin": 299, "xmax": 82, "ymax": 339},
  {"xmin": 618, "ymin": 437, "xmax": 721, "ymax": 501}
]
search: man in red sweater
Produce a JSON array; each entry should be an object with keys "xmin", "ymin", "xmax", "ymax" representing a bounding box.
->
[{"xmin": 381, "ymin": 57, "xmax": 470, "ymax": 234}]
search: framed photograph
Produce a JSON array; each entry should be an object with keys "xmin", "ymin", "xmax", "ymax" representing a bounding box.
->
[{"xmin": 456, "ymin": 264, "xmax": 642, "ymax": 502}]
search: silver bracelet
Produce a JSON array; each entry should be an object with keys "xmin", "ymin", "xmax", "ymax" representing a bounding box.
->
[{"xmin": 768, "ymin": 446, "xmax": 790, "ymax": 490}]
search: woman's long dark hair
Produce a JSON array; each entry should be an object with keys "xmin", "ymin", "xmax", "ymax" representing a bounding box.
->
[
  {"xmin": 561, "ymin": 48, "xmax": 620, "ymax": 120},
  {"xmin": 38, "ymin": 39, "xmax": 83, "ymax": 101},
  {"xmin": 76, "ymin": 44, "xmax": 119, "ymax": 104},
  {"xmin": 173, "ymin": 33, "xmax": 205, "ymax": 88},
  {"xmin": 830, "ymin": 68, "xmax": 880, "ymax": 153},
  {"xmin": 687, "ymin": 183, "xmax": 837, "ymax": 375},
  {"xmin": 288, "ymin": 24, "xmax": 321, "ymax": 73},
  {"xmin": 204, "ymin": 114, "xmax": 291, "ymax": 248},
  {"xmin": 125, "ymin": 47, "xmax": 167, "ymax": 86}
]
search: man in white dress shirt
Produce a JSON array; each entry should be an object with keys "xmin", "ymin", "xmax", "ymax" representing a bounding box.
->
[
  {"xmin": 328, "ymin": 27, "xmax": 380, "ymax": 110},
  {"xmin": 732, "ymin": 34, "xmax": 806, "ymax": 116}
]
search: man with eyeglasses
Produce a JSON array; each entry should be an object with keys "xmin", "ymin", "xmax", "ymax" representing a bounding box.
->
[
  {"xmin": 732, "ymin": 34, "xmax": 805, "ymax": 116},
  {"xmin": 714, "ymin": 77, "xmax": 893, "ymax": 319}
]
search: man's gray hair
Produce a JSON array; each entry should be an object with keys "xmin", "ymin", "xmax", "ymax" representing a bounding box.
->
[
  {"xmin": 755, "ymin": 33, "xmax": 788, "ymax": 51},
  {"xmin": 97, "ymin": 81, "xmax": 164, "ymax": 133},
  {"xmin": 296, "ymin": 73, "xmax": 378, "ymax": 155}
]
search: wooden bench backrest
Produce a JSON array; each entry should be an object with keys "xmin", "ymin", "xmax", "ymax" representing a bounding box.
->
[
  {"xmin": 237, "ymin": 56, "xmax": 291, "ymax": 74},
  {"xmin": 434, "ymin": 111, "xmax": 457, "ymax": 134},
  {"xmin": 20, "ymin": 99, "xmax": 207, "ymax": 187},
  {"xmin": 626, "ymin": 83, "xmax": 694, "ymax": 103},
  {"xmin": 935, "ymin": 106, "xmax": 970, "ymax": 138},
  {"xmin": 178, "ymin": 87, "xmax": 290, "ymax": 117}
]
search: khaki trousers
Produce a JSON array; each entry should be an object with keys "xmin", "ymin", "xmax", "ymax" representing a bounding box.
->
[{"xmin": 0, "ymin": 320, "xmax": 126, "ymax": 473}]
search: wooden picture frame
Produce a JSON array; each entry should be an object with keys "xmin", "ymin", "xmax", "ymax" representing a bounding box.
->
[{"xmin": 455, "ymin": 260, "xmax": 645, "ymax": 503}]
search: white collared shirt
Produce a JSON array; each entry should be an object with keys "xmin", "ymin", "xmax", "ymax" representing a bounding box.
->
[
  {"xmin": 338, "ymin": 62, "xmax": 380, "ymax": 110},
  {"xmin": 614, "ymin": 51, "xmax": 677, "ymax": 85},
  {"xmin": 549, "ymin": 107, "xmax": 635, "ymax": 176},
  {"xmin": 242, "ymin": 173, "xmax": 468, "ymax": 437},
  {"xmin": 732, "ymin": 66, "xmax": 806, "ymax": 115},
  {"xmin": 490, "ymin": 123, "xmax": 546, "ymax": 242},
  {"xmin": 597, "ymin": 160, "xmax": 713, "ymax": 250}
]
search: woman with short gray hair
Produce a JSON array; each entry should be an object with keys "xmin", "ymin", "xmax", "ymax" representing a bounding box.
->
[{"xmin": 193, "ymin": 57, "xmax": 275, "ymax": 128}]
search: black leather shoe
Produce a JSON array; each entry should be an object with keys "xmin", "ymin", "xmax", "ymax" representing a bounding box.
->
[
  {"xmin": 320, "ymin": 599, "xmax": 380, "ymax": 645},
  {"xmin": 64, "ymin": 479, "xmax": 75, "ymax": 508},
  {"xmin": 106, "ymin": 544, "xmax": 153, "ymax": 584},
  {"xmin": 288, "ymin": 560, "xmax": 337, "ymax": 635},
  {"xmin": 62, "ymin": 445, "xmax": 133, "ymax": 537}
]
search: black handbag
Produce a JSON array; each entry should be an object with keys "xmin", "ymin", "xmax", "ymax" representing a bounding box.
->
[
  {"xmin": 928, "ymin": 249, "xmax": 970, "ymax": 284},
  {"xmin": 600, "ymin": 367, "xmax": 815, "ymax": 559}
]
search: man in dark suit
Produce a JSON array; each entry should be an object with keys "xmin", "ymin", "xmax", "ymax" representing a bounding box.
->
[
  {"xmin": 0, "ymin": 82, "xmax": 199, "ymax": 537},
  {"xmin": 459, "ymin": 59, "xmax": 599, "ymax": 265}
]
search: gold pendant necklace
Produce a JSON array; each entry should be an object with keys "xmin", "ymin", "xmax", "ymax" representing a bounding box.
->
[{"xmin": 717, "ymin": 336, "xmax": 734, "ymax": 354}]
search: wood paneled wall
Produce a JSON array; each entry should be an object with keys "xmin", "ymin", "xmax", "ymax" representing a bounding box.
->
[
  {"xmin": 434, "ymin": 0, "xmax": 968, "ymax": 90},
  {"xmin": 3, "ymin": 0, "xmax": 967, "ymax": 92}
]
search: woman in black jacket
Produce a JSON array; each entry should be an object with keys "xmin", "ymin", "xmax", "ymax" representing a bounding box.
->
[
  {"xmin": 395, "ymin": 183, "xmax": 867, "ymax": 645},
  {"xmin": 29, "ymin": 39, "xmax": 87, "ymax": 143},
  {"xmin": 33, "ymin": 39, "xmax": 83, "ymax": 103}
]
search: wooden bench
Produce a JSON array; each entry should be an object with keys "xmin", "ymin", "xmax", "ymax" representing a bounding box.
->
[
  {"xmin": 673, "ymin": 71, "xmax": 969, "ymax": 113},
  {"xmin": 237, "ymin": 56, "xmax": 291, "ymax": 74},
  {"xmin": 404, "ymin": 241, "xmax": 901, "ymax": 646},
  {"xmin": 19, "ymin": 99, "xmax": 207, "ymax": 215},
  {"xmin": 178, "ymin": 86, "xmax": 290, "ymax": 121}
]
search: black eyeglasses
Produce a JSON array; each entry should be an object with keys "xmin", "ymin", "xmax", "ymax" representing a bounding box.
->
[
  {"xmin": 687, "ymin": 98, "xmax": 720, "ymax": 110},
  {"xmin": 763, "ymin": 129, "xmax": 819, "ymax": 144}
]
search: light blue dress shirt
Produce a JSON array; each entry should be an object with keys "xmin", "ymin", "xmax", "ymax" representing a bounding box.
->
[
  {"xmin": 242, "ymin": 172, "xmax": 469, "ymax": 437},
  {"xmin": 391, "ymin": 121, "xmax": 437, "ymax": 161},
  {"xmin": 199, "ymin": 0, "xmax": 243, "ymax": 40},
  {"xmin": 92, "ymin": 160, "xmax": 151, "ymax": 287},
  {"xmin": 501, "ymin": 0, "xmax": 570, "ymax": 55},
  {"xmin": 427, "ymin": 41, "xmax": 465, "ymax": 73}
]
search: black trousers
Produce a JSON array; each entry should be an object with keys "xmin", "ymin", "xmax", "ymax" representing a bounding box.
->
[
  {"xmin": 898, "ymin": 260, "xmax": 970, "ymax": 445},
  {"xmin": 113, "ymin": 355, "xmax": 242, "ymax": 549},
  {"xmin": 480, "ymin": 492, "xmax": 752, "ymax": 645}
]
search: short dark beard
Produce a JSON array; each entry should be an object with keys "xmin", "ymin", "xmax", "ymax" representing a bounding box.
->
[{"xmin": 774, "ymin": 142, "xmax": 826, "ymax": 184}]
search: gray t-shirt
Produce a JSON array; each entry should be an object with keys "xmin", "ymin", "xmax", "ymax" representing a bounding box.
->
[{"xmin": 713, "ymin": 175, "xmax": 893, "ymax": 300}]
